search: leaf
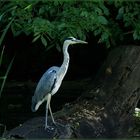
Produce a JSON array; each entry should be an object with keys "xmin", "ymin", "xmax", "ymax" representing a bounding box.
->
[
  {"xmin": 106, "ymin": 40, "xmax": 111, "ymax": 48},
  {"xmin": 95, "ymin": 7, "xmax": 102, "ymax": 15},
  {"xmin": 99, "ymin": 3, "xmax": 109, "ymax": 16},
  {"xmin": 32, "ymin": 35, "xmax": 41, "ymax": 42},
  {"xmin": 97, "ymin": 16, "xmax": 108, "ymax": 25},
  {"xmin": 0, "ymin": 45, "xmax": 5, "ymax": 67},
  {"xmin": 24, "ymin": 4, "xmax": 32, "ymax": 10},
  {"xmin": 101, "ymin": 32, "xmax": 109, "ymax": 42},
  {"xmin": 34, "ymin": 32, "xmax": 40, "ymax": 37},
  {"xmin": 0, "ymin": 76, "xmax": 6, "ymax": 80},
  {"xmin": 41, "ymin": 36, "xmax": 47, "ymax": 47},
  {"xmin": 94, "ymin": 29, "xmax": 102, "ymax": 36},
  {"xmin": 116, "ymin": 7, "xmax": 124, "ymax": 20},
  {"xmin": 39, "ymin": 7, "xmax": 45, "ymax": 15},
  {"xmin": 0, "ymin": 18, "xmax": 14, "ymax": 46},
  {"xmin": 0, "ymin": 55, "xmax": 15, "ymax": 97},
  {"xmin": 133, "ymin": 30, "xmax": 140, "ymax": 40},
  {"xmin": 0, "ymin": 13, "xmax": 4, "ymax": 21},
  {"xmin": 133, "ymin": 30, "xmax": 137, "ymax": 40},
  {"xmin": 80, "ymin": 11, "xmax": 88, "ymax": 17}
]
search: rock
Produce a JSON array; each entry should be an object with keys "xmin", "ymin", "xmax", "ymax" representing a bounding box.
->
[{"xmin": 4, "ymin": 117, "xmax": 73, "ymax": 139}]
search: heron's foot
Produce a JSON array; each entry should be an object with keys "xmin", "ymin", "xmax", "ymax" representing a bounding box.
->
[
  {"xmin": 45, "ymin": 121, "xmax": 65, "ymax": 131},
  {"xmin": 45, "ymin": 125, "xmax": 55, "ymax": 131}
]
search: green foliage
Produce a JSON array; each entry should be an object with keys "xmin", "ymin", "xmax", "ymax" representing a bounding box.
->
[
  {"xmin": 134, "ymin": 108, "xmax": 140, "ymax": 118},
  {"xmin": 0, "ymin": 0, "xmax": 140, "ymax": 49},
  {"xmin": 0, "ymin": 46, "xmax": 5, "ymax": 67},
  {"xmin": 0, "ymin": 10, "xmax": 15, "ymax": 97},
  {"xmin": 0, "ymin": 55, "xmax": 15, "ymax": 98},
  {"xmin": 115, "ymin": 1, "xmax": 140, "ymax": 40},
  {"xmin": 0, "ymin": 45, "xmax": 15, "ymax": 99}
]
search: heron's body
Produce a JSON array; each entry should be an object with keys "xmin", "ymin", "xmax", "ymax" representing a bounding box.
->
[{"xmin": 31, "ymin": 37, "xmax": 87, "ymax": 129}]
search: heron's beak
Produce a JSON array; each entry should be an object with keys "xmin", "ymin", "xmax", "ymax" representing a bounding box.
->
[{"xmin": 75, "ymin": 39, "xmax": 88, "ymax": 44}]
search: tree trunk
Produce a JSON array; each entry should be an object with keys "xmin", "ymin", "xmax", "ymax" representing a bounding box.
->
[
  {"xmin": 4, "ymin": 45, "xmax": 140, "ymax": 139},
  {"xmin": 81, "ymin": 45, "xmax": 140, "ymax": 137}
]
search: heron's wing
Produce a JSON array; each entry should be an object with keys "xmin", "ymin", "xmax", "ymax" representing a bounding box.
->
[{"xmin": 32, "ymin": 66, "xmax": 59, "ymax": 105}]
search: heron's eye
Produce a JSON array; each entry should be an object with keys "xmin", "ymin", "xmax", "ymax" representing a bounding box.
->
[
  {"xmin": 65, "ymin": 37, "xmax": 76, "ymax": 41},
  {"xmin": 71, "ymin": 38, "xmax": 76, "ymax": 41}
]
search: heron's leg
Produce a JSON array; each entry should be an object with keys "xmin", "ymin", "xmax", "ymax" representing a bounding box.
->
[
  {"xmin": 45, "ymin": 94, "xmax": 51, "ymax": 129},
  {"xmin": 47, "ymin": 93, "xmax": 55, "ymax": 124},
  {"xmin": 49, "ymin": 101, "xmax": 55, "ymax": 124}
]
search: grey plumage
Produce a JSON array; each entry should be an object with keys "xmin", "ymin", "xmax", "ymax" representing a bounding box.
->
[
  {"xmin": 31, "ymin": 37, "xmax": 87, "ymax": 129},
  {"xmin": 31, "ymin": 66, "xmax": 59, "ymax": 112}
]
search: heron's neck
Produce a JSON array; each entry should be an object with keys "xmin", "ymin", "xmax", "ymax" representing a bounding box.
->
[{"xmin": 60, "ymin": 42, "xmax": 70, "ymax": 75}]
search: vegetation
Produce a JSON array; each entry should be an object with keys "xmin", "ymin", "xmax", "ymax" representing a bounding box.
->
[
  {"xmin": 0, "ymin": 0, "xmax": 140, "ymax": 95},
  {"xmin": 0, "ymin": 1, "xmax": 140, "ymax": 137},
  {"xmin": 0, "ymin": 19, "xmax": 15, "ymax": 97},
  {"xmin": 0, "ymin": 0, "xmax": 140, "ymax": 50},
  {"xmin": 134, "ymin": 108, "xmax": 140, "ymax": 118}
]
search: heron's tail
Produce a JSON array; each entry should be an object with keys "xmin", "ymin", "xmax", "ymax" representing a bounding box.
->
[
  {"xmin": 31, "ymin": 104, "xmax": 36, "ymax": 112},
  {"xmin": 31, "ymin": 96, "xmax": 44, "ymax": 112}
]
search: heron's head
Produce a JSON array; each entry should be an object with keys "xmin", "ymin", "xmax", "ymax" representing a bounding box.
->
[{"xmin": 64, "ymin": 37, "xmax": 87, "ymax": 46}]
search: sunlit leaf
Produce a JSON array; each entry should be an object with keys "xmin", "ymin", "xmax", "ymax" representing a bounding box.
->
[
  {"xmin": 41, "ymin": 36, "xmax": 47, "ymax": 47},
  {"xmin": 24, "ymin": 4, "xmax": 32, "ymax": 10},
  {"xmin": 97, "ymin": 16, "xmax": 108, "ymax": 25},
  {"xmin": 32, "ymin": 35, "xmax": 41, "ymax": 42}
]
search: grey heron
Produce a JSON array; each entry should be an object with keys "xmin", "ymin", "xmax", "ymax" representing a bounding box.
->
[{"xmin": 31, "ymin": 37, "xmax": 87, "ymax": 129}]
